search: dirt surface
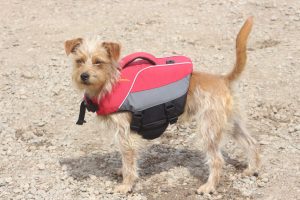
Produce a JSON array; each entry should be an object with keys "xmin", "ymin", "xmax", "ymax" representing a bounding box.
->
[{"xmin": 0, "ymin": 0, "xmax": 299, "ymax": 199}]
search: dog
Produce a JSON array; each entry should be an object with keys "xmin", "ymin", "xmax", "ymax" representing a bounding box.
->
[{"xmin": 64, "ymin": 17, "xmax": 260, "ymax": 194}]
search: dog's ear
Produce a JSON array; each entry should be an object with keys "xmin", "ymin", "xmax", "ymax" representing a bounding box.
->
[
  {"xmin": 102, "ymin": 42, "xmax": 121, "ymax": 61},
  {"xmin": 64, "ymin": 38, "xmax": 83, "ymax": 56}
]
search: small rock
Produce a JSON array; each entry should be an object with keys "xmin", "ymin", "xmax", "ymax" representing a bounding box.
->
[
  {"xmin": 37, "ymin": 121, "xmax": 46, "ymax": 127},
  {"xmin": 20, "ymin": 95, "xmax": 27, "ymax": 99},
  {"xmin": 48, "ymin": 146, "xmax": 56, "ymax": 150},
  {"xmin": 89, "ymin": 175, "xmax": 97, "ymax": 180},
  {"xmin": 295, "ymin": 125, "xmax": 300, "ymax": 131},
  {"xmin": 270, "ymin": 16, "xmax": 278, "ymax": 21},
  {"xmin": 87, "ymin": 187, "xmax": 94, "ymax": 193},
  {"xmin": 80, "ymin": 187, "xmax": 87, "ymax": 192},
  {"xmin": 21, "ymin": 72, "xmax": 34, "ymax": 79},
  {"xmin": 250, "ymin": 176, "xmax": 257, "ymax": 181},
  {"xmin": 260, "ymin": 140, "xmax": 270, "ymax": 145},
  {"xmin": 29, "ymin": 187, "xmax": 37, "ymax": 194},
  {"xmin": 29, "ymin": 146, "xmax": 37, "ymax": 151},
  {"xmin": 294, "ymin": 112, "xmax": 300, "ymax": 117},
  {"xmin": 288, "ymin": 127, "xmax": 295, "ymax": 133},
  {"xmin": 60, "ymin": 174, "xmax": 68, "ymax": 180},
  {"xmin": 0, "ymin": 179, "xmax": 6, "ymax": 187},
  {"xmin": 37, "ymin": 163, "xmax": 46, "ymax": 170},
  {"xmin": 257, "ymin": 181, "xmax": 265, "ymax": 187},
  {"xmin": 21, "ymin": 183, "xmax": 30, "ymax": 190},
  {"xmin": 5, "ymin": 177, "xmax": 13, "ymax": 183},
  {"xmin": 293, "ymin": 17, "xmax": 300, "ymax": 21},
  {"xmin": 262, "ymin": 178, "xmax": 269, "ymax": 183},
  {"xmin": 61, "ymin": 165, "xmax": 68, "ymax": 171},
  {"xmin": 15, "ymin": 195, "xmax": 23, "ymax": 200},
  {"xmin": 13, "ymin": 188, "xmax": 22, "ymax": 193}
]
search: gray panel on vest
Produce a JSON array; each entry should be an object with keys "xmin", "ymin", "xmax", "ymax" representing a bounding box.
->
[{"xmin": 120, "ymin": 75, "xmax": 190, "ymax": 112}]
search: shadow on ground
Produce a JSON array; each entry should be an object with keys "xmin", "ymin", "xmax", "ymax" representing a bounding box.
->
[{"xmin": 60, "ymin": 144, "xmax": 247, "ymax": 183}]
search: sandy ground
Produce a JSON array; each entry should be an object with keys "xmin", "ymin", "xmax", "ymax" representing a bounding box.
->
[{"xmin": 0, "ymin": 0, "xmax": 299, "ymax": 199}]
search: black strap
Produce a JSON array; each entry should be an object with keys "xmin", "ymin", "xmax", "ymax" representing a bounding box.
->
[
  {"xmin": 76, "ymin": 97, "xmax": 99, "ymax": 125},
  {"xmin": 76, "ymin": 101, "xmax": 87, "ymax": 125},
  {"xmin": 165, "ymin": 102, "xmax": 178, "ymax": 124},
  {"xmin": 130, "ymin": 111, "xmax": 143, "ymax": 131}
]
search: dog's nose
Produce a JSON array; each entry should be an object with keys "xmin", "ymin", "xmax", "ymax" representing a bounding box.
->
[{"xmin": 80, "ymin": 73, "xmax": 89, "ymax": 82}]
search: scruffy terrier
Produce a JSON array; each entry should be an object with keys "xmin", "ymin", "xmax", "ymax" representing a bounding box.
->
[{"xmin": 64, "ymin": 17, "xmax": 260, "ymax": 194}]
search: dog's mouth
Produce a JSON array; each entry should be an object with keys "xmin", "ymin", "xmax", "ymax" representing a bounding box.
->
[{"xmin": 81, "ymin": 80, "xmax": 91, "ymax": 86}]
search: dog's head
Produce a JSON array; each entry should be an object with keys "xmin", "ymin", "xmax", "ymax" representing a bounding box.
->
[{"xmin": 64, "ymin": 38, "xmax": 121, "ymax": 97}]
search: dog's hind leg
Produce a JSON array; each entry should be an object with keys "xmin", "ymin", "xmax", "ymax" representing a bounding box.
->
[
  {"xmin": 232, "ymin": 118, "xmax": 261, "ymax": 176},
  {"xmin": 196, "ymin": 111, "xmax": 225, "ymax": 194}
]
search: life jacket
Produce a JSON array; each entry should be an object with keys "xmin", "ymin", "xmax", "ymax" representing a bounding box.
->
[{"xmin": 76, "ymin": 52, "xmax": 193, "ymax": 140}]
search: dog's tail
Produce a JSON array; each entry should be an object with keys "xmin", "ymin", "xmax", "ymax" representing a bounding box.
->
[{"xmin": 226, "ymin": 17, "xmax": 253, "ymax": 83}]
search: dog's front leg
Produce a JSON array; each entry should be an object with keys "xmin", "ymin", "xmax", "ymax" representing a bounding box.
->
[{"xmin": 114, "ymin": 130, "xmax": 140, "ymax": 194}]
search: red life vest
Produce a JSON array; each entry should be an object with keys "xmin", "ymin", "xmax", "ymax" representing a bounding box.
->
[{"xmin": 77, "ymin": 52, "xmax": 193, "ymax": 139}]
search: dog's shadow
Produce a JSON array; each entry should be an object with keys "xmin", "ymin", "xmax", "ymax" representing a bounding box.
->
[{"xmin": 59, "ymin": 144, "xmax": 246, "ymax": 183}]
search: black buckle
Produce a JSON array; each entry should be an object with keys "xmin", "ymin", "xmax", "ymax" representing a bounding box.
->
[
  {"xmin": 130, "ymin": 111, "xmax": 143, "ymax": 131},
  {"xmin": 165, "ymin": 103, "xmax": 178, "ymax": 124},
  {"xmin": 84, "ymin": 98, "xmax": 98, "ymax": 112}
]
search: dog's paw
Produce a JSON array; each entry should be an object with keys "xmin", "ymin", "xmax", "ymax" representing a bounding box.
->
[
  {"xmin": 114, "ymin": 184, "xmax": 132, "ymax": 194},
  {"xmin": 115, "ymin": 168, "xmax": 122, "ymax": 176},
  {"xmin": 197, "ymin": 183, "xmax": 216, "ymax": 195},
  {"xmin": 242, "ymin": 167, "xmax": 259, "ymax": 177}
]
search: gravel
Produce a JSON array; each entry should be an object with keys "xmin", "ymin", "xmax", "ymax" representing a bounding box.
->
[{"xmin": 0, "ymin": 0, "xmax": 300, "ymax": 199}]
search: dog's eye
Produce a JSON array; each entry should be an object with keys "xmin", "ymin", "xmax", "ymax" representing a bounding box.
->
[
  {"xmin": 94, "ymin": 59, "xmax": 104, "ymax": 65},
  {"xmin": 76, "ymin": 59, "xmax": 84, "ymax": 64}
]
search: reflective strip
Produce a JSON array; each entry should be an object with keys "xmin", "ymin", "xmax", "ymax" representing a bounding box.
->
[
  {"xmin": 118, "ymin": 62, "xmax": 192, "ymax": 109},
  {"xmin": 119, "ymin": 75, "xmax": 190, "ymax": 112}
]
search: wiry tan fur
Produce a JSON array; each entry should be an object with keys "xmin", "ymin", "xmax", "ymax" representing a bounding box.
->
[{"xmin": 64, "ymin": 17, "xmax": 260, "ymax": 195}]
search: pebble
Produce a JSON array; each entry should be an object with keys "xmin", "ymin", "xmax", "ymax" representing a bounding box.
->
[
  {"xmin": 293, "ymin": 17, "xmax": 300, "ymax": 21},
  {"xmin": 260, "ymin": 140, "xmax": 270, "ymax": 145},
  {"xmin": 37, "ymin": 163, "xmax": 46, "ymax": 170},
  {"xmin": 260, "ymin": 173, "xmax": 269, "ymax": 179},
  {"xmin": 89, "ymin": 175, "xmax": 97, "ymax": 180},
  {"xmin": 15, "ymin": 195, "xmax": 23, "ymax": 200},
  {"xmin": 257, "ymin": 181, "xmax": 265, "ymax": 187},
  {"xmin": 262, "ymin": 178, "xmax": 269, "ymax": 183},
  {"xmin": 37, "ymin": 121, "xmax": 46, "ymax": 127},
  {"xmin": 48, "ymin": 146, "xmax": 56, "ymax": 150},
  {"xmin": 21, "ymin": 72, "xmax": 34, "ymax": 79},
  {"xmin": 270, "ymin": 16, "xmax": 278, "ymax": 21},
  {"xmin": 5, "ymin": 177, "xmax": 13, "ymax": 183},
  {"xmin": 13, "ymin": 188, "xmax": 22, "ymax": 193},
  {"xmin": 80, "ymin": 187, "xmax": 87, "ymax": 192},
  {"xmin": 21, "ymin": 183, "xmax": 30, "ymax": 190},
  {"xmin": 61, "ymin": 165, "xmax": 68, "ymax": 171},
  {"xmin": 29, "ymin": 146, "xmax": 37, "ymax": 151},
  {"xmin": 60, "ymin": 175, "xmax": 68, "ymax": 180},
  {"xmin": 0, "ymin": 179, "xmax": 6, "ymax": 187},
  {"xmin": 288, "ymin": 127, "xmax": 295, "ymax": 133},
  {"xmin": 29, "ymin": 187, "xmax": 37, "ymax": 194},
  {"xmin": 294, "ymin": 112, "xmax": 300, "ymax": 117}
]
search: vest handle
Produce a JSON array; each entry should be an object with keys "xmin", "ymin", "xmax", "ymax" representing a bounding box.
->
[{"xmin": 119, "ymin": 52, "xmax": 157, "ymax": 69}]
